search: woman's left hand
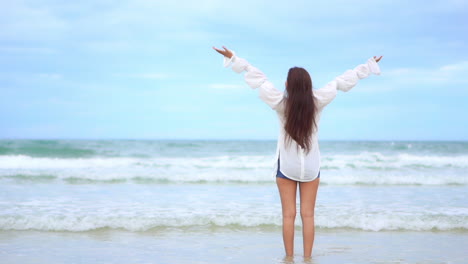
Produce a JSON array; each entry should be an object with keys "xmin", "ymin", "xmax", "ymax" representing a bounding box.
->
[
  {"xmin": 213, "ymin": 46, "xmax": 233, "ymax": 59},
  {"xmin": 374, "ymin": 55, "xmax": 383, "ymax": 63}
]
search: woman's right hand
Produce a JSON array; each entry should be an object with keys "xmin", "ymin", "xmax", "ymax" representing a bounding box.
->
[
  {"xmin": 213, "ymin": 46, "xmax": 233, "ymax": 59},
  {"xmin": 374, "ymin": 56, "xmax": 383, "ymax": 63}
]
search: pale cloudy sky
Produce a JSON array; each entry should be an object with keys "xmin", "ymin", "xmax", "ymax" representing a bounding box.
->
[{"xmin": 1, "ymin": 0, "xmax": 467, "ymax": 140}]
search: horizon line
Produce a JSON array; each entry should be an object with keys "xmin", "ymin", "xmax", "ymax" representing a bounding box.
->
[{"xmin": 0, "ymin": 138, "xmax": 467, "ymax": 142}]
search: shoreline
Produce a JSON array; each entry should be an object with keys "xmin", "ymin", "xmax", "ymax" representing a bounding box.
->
[{"xmin": 1, "ymin": 229, "xmax": 466, "ymax": 264}]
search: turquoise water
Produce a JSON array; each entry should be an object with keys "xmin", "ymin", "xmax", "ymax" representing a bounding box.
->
[
  {"xmin": 1, "ymin": 139, "xmax": 467, "ymax": 232},
  {"xmin": 1, "ymin": 139, "xmax": 467, "ymax": 263}
]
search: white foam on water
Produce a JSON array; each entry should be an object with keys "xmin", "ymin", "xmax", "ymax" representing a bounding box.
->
[
  {"xmin": 1, "ymin": 153, "xmax": 467, "ymax": 185},
  {"xmin": 1, "ymin": 211, "xmax": 466, "ymax": 232},
  {"xmin": 0, "ymin": 155, "xmax": 273, "ymax": 170},
  {"xmin": 1, "ymin": 198, "xmax": 467, "ymax": 232},
  {"xmin": 323, "ymin": 152, "xmax": 468, "ymax": 169},
  {"xmin": 2, "ymin": 152, "xmax": 467, "ymax": 170},
  {"xmin": 0, "ymin": 155, "xmax": 142, "ymax": 169},
  {"xmin": 322, "ymin": 173, "xmax": 468, "ymax": 185}
]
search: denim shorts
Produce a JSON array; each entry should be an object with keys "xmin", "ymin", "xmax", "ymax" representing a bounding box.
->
[{"xmin": 276, "ymin": 157, "xmax": 320, "ymax": 180}]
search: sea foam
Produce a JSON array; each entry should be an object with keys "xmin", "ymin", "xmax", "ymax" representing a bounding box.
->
[
  {"xmin": 1, "ymin": 212, "xmax": 466, "ymax": 232},
  {"xmin": 1, "ymin": 153, "xmax": 467, "ymax": 185}
]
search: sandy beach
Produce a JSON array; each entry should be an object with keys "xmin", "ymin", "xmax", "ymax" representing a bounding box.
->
[{"xmin": 1, "ymin": 229, "xmax": 466, "ymax": 264}]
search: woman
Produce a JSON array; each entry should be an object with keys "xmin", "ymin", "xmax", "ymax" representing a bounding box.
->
[{"xmin": 213, "ymin": 46, "xmax": 382, "ymax": 258}]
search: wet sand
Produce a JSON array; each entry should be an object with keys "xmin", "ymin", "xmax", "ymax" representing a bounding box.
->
[{"xmin": 1, "ymin": 228, "xmax": 466, "ymax": 264}]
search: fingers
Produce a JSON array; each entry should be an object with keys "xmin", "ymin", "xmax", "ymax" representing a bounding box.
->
[
  {"xmin": 213, "ymin": 46, "xmax": 225, "ymax": 56},
  {"xmin": 213, "ymin": 45, "xmax": 232, "ymax": 58},
  {"xmin": 213, "ymin": 45, "xmax": 229, "ymax": 51},
  {"xmin": 373, "ymin": 55, "xmax": 383, "ymax": 62}
]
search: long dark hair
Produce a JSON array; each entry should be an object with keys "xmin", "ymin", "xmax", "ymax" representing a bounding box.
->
[{"xmin": 284, "ymin": 67, "xmax": 317, "ymax": 154}]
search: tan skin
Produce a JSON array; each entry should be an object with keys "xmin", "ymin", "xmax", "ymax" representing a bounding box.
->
[{"xmin": 213, "ymin": 45, "xmax": 382, "ymax": 259}]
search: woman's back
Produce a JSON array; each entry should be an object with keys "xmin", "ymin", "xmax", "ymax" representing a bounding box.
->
[
  {"xmin": 218, "ymin": 48, "xmax": 381, "ymax": 181},
  {"xmin": 273, "ymin": 99, "xmax": 323, "ymax": 181}
]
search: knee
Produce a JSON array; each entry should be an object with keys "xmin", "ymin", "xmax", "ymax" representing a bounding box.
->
[
  {"xmin": 300, "ymin": 209, "xmax": 314, "ymax": 219},
  {"xmin": 282, "ymin": 209, "xmax": 296, "ymax": 220}
]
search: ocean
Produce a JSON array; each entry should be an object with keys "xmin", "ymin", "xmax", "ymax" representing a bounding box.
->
[{"xmin": 0, "ymin": 139, "xmax": 467, "ymax": 263}]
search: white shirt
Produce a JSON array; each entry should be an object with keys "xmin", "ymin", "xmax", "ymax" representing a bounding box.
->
[{"xmin": 223, "ymin": 51, "xmax": 381, "ymax": 182}]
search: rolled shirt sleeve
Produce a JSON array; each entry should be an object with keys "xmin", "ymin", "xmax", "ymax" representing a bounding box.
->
[
  {"xmin": 314, "ymin": 57, "xmax": 381, "ymax": 109},
  {"xmin": 223, "ymin": 51, "xmax": 284, "ymax": 110}
]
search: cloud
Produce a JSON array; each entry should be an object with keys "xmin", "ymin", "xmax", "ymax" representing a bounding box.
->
[
  {"xmin": 439, "ymin": 61, "xmax": 468, "ymax": 72},
  {"xmin": 208, "ymin": 83, "xmax": 245, "ymax": 90},
  {"xmin": 350, "ymin": 82, "xmax": 397, "ymax": 93},
  {"xmin": 0, "ymin": 46, "xmax": 57, "ymax": 54},
  {"xmin": 0, "ymin": 0, "xmax": 67, "ymax": 41},
  {"xmin": 115, "ymin": 73, "xmax": 171, "ymax": 80},
  {"xmin": 36, "ymin": 73, "xmax": 62, "ymax": 80},
  {"xmin": 0, "ymin": 0, "xmax": 383, "ymax": 45},
  {"xmin": 0, "ymin": 72, "xmax": 63, "ymax": 85},
  {"xmin": 79, "ymin": 40, "xmax": 133, "ymax": 52},
  {"xmin": 384, "ymin": 61, "xmax": 468, "ymax": 85}
]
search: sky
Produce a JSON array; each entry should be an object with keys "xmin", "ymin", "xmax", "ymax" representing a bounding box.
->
[{"xmin": 1, "ymin": 0, "xmax": 467, "ymax": 140}]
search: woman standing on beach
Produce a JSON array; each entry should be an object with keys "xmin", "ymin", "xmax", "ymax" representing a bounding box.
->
[{"xmin": 213, "ymin": 46, "xmax": 382, "ymax": 258}]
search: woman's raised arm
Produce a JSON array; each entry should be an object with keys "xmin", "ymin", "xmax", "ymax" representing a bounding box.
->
[
  {"xmin": 213, "ymin": 46, "xmax": 284, "ymax": 110},
  {"xmin": 314, "ymin": 55, "xmax": 383, "ymax": 109}
]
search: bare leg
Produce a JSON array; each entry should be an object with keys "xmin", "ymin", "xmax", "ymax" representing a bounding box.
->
[
  {"xmin": 299, "ymin": 177, "xmax": 320, "ymax": 258},
  {"xmin": 276, "ymin": 177, "xmax": 298, "ymax": 257}
]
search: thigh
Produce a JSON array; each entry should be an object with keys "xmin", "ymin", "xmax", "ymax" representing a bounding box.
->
[
  {"xmin": 276, "ymin": 177, "xmax": 298, "ymax": 212},
  {"xmin": 299, "ymin": 177, "xmax": 320, "ymax": 212}
]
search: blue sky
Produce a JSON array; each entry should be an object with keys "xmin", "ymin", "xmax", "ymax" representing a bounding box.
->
[{"xmin": 1, "ymin": 0, "xmax": 467, "ymax": 140}]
